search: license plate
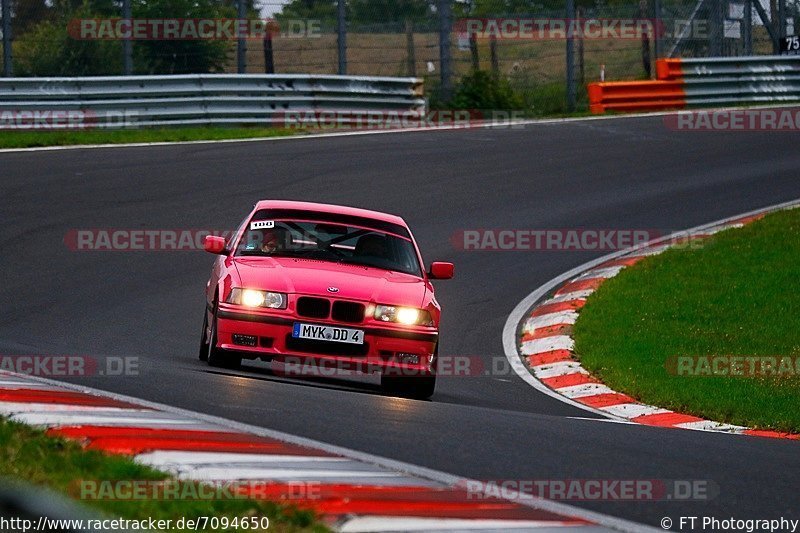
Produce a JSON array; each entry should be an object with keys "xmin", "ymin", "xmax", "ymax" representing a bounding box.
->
[{"xmin": 292, "ymin": 322, "xmax": 364, "ymax": 345}]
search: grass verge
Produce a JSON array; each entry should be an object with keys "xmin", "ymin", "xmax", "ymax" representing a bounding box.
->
[
  {"xmin": 573, "ymin": 207, "xmax": 800, "ymax": 433},
  {"xmin": 0, "ymin": 127, "xmax": 300, "ymax": 149},
  {"xmin": 0, "ymin": 417, "xmax": 327, "ymax": 532}
]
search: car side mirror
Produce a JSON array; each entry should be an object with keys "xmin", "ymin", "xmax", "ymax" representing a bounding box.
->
[
  {"xmin": 204, "ymin": 235, "xmax": 227, "ymax": 255},
  {"xmin": 429, "ymin": 262, "xmax": 454, "ymax": 280}
]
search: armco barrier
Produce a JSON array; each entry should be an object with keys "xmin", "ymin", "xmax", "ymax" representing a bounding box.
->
[
  {"xmin": 588, "ymin": 55, "xmax": 800, "ymax": 114},
  {"xmin": 0, "ymin": 74, "xmax": 426, "ymax": 128}
]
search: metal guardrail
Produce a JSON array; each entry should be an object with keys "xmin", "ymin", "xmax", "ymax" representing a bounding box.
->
[
  {"xmin": 0, "ymin": 74, "xmax": 426, "ymax": 128},
  {"xmin": 589, "ymin": 55, "xmax": 800, "ymax": 113},
  {"xmin": 661, "ymin": 56, "xmax": 800, "ymax": 106}
]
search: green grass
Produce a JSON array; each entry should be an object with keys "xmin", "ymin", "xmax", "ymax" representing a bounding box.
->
[
  {"xmin": 0, "ymin": 418, "xmax": 327, "ymax": 532},
  {"xmin": 0, "ymin": 126, "xmax": 299, "ymax": 149},
  {"xmin": 573, "ymin": 207, "xmax": 800, "ymax": 433}
]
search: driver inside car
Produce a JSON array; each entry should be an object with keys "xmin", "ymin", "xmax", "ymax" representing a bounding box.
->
[
  {"xmin": 354, "ymin": 234, "xmax": 389, "ymax": 259},
  {"xmin": 259, "ymin": 227, "xmax": 288, "ymax": 254}
]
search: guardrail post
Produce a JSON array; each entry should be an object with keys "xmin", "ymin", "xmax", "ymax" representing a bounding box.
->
[
  {"xmin": 1, "ymin": 0, "xmax": 11, "ymax": 77},
  {"xmin": 566, "ymin": 0, "xmax": 576, "ymax": 111},
  {"xmin": 122, "ymin": 0, "xmax": 132, "ymax": 75},
  {"xmin": 337, "ymin": 0, "xmax": 347, "ymax": 75},
  {"xmin": 237, "ymin": 0, "xmax": 247, "ymax": 74}
]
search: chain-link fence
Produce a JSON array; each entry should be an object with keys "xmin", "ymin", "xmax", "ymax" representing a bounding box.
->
[{"xmin": 1, "ymin": 0, "xmax": 798, "ymax": 113}]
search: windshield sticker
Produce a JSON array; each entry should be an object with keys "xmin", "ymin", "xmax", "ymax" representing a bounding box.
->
[{"xmin": 250, "ymin": 220, "xmax": 275, "ymax": 230}]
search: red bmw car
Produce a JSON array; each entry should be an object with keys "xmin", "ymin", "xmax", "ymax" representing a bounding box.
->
[{"xmin": 199, "ymin": 200, "xmax": 453, "ymax": 399}]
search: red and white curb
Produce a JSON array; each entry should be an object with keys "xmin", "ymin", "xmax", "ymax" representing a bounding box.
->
[
  {"xmin": 0, "ymin": 370, "xmax": 657, "ymax": 533},
  {"xmin": 503, "ymin": 199, "xmax": 800, "ymax": 441}
]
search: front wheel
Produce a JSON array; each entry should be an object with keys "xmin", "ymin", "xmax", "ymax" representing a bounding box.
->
[
  {"xmin": 206, "ymin": 303, "xmax": 242, "ymax": 370},
  {"xmin": 381, "ymin": 373, "xmax": 436, "ymax": 400},
  {"xmin": 198, "ymin": 308, "xmax": 209, "ymax": 361},
  {"xmin": 381, "ymin": 349, "xmax": 437, "ymax": 400}
]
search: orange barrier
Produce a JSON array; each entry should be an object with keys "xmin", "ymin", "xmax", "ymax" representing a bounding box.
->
[
  {"xmin": 589, "ymin": 56, "xmax": 800, "ymax": 113},
  {"xmin": 587, "ymin": 80, "xmax": 686, "ymax": 113},
  {"xmin": 655, "ymin": 58, "xmax": 684, "ymax": 80}
]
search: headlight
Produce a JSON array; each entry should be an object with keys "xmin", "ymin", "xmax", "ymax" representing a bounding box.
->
[
  {"xmin": 374, "ymin": 305, "xmax": 433, "ymax": 326},
  {"xmin": 227, "ymin": 288, "xmax": 287, "ymax": 309}
]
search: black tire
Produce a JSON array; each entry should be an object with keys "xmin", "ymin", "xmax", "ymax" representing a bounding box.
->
[
  {"xmin": 381, "ymin": 348, "xmax": 437, "ymax": 400},
  {"xmin": 381, "ymin": 373, "xmax": 436, "ymax": 400},
  {"xmin": 198, "ymin": 308, "xmax": 209, "ymax": 361},
  {"xmin": 206, "ymin": 303, "xmax": 242, "ymax": 370}
]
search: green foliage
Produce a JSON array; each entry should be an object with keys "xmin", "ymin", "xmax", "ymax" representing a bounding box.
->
[
  {"xmin": 14, "ymin": 3, "xmax": 122, "ymax": 76},
  {"xmin": 131, "ymin": 0, "xmax": 234, "ymax": 74},
  {"xmin": 14, "ymin": 0, "xmax": 233, "ymax": 76},
  {"xmin": 276, "ymin": 0, "xmax": 338, "ymax": 24},
  {"xmin": 574, "ymin": 208, "xmax": 800, "ymax": 433},
  {"xmin": 449, "ymin": 69, "xmax": 525, "ymax": 110}
]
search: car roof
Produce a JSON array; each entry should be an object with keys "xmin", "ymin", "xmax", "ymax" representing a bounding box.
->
[{"xmin": 253, "ymin": 200, "xmax": 408, "ymax": 227}]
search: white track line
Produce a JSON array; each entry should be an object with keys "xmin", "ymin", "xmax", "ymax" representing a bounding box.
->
[{"xmin": 337, "ymin": 516, "xmax": 596, "ymax": 532}]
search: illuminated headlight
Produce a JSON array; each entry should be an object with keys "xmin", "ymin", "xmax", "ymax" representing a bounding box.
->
[
  {"xmin": 374, "ymin": 305, "xmax": 433, "ymax": 326},
  {"xmin": 227, "ymin": 288, "xmax": 287, "ymax": 309}
]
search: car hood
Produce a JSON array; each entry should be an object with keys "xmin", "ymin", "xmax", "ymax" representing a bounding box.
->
[{"xmin": 232, "ymin": 257, "xmax": 427, "ymax": 307}]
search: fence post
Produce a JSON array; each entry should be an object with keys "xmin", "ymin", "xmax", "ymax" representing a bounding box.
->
[
  {"xmin": 638, "ymin": 0, "xmax": 651, "ymax": 77},
  {"xmin": 777, "ymin": 0, "xmax": 786, "ymax": 41},
  {"xmin": 709, "ymin": 0, "xmax": 724, "ymax": 56},
  {"xmin": 337, "ymin": 0, "xmax": 347, "ymax": 75},
  {"xmin": 653, "ymin": 0, "xmax": 662, "ymax": 58},
  {"xmin": 2, "ymin": 0, "xmax": 11, "ymax": 77},
  {"xmin": 566, "ymin": 0, "xmax": 576, "ymax": 111},
  {"xmin": 264, "ymin": 32, "xmax": 274, "ymax": 74},
  {"xmin": 406, "ymin": 19, "xmax": 416, "ymax": 76},
  {"xmin": 237, "ymin": 0, "xmax": 247, "ymax": 73},
  {"xmin": 577, "ymin": 6, "xmax": 586, "ymax": 85},
  {"xmin": 122, "ymin": 0, "xmax": 132, "ymax": 75},
  {"xmin": 469, "ymin": 31, "xmax": 479, "ymax": 70},
  {"xmin": 438, "ymin": 0, "xmax": 453, "ymax": 101},
  {"xmin": 744, "ymin": 0, "xmax": 752, "ymax": 54},
  {"xmin": 490, "ymin": 34, "xmax": 498, "ymax": 77}
]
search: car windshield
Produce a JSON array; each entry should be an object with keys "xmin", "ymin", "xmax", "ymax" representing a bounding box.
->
[{"xmin": 235, "ymin": 218, "xmax": 422, "ymax": 277}]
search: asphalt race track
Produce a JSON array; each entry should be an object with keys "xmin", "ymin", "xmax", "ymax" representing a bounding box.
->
[{"xmin": 2, "ymin": 116, "xmax": 799, "ymax": 528}]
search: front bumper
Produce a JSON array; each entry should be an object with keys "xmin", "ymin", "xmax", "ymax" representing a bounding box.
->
[{"xmin": 215, "ymin": 304, "xmax": 438, "ymax": 376}]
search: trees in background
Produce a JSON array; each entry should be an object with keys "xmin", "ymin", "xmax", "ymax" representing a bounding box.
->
[{"xmin": 12, "ymin": 0, "xmax": 234, "ymax": 75}]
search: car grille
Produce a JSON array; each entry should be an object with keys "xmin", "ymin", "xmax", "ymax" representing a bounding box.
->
[
  {"xmin": 295, "ymin": 297, "xmax": 365, "ymax": 323},
  {"xmin": 296, "ymin": 297, "xmax": 330, "ymax": 319},
  {"xmin": 285, "ymin": 335, "xmax": 369, "ymax": 356},
  {"xmin": 332, "ymin": 301, "xmax": 365, "ymax": 323}
]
